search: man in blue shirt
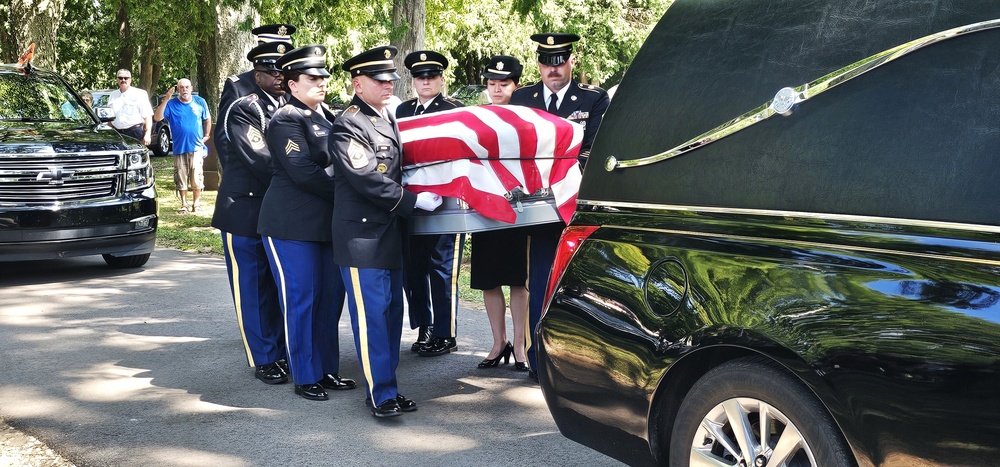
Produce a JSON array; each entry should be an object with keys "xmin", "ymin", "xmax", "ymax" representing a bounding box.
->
[{"xmin": 154, "ymin": 78, "xmax": 212, "ymax": 212}]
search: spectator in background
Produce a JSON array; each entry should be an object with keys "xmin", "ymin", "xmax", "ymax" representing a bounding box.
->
[
  {"xmin": 154, "ymin": 78, "xmax": 212, "ymax": 213},
  {"xmin": 107, "ymin": 69, "xmax": 153, "ymax": 145},
  {"xmin": 80, "ymin": 91, "xmax": 93, "ymax": 109},
  {"xmin": 471, "ymin": 55, "xmax": 530, "ymax": 371}
]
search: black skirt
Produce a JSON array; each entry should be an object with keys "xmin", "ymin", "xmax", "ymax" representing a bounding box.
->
[{"xmin": 470, "ymin": 228, "xmax": 528, "ymax": 290}]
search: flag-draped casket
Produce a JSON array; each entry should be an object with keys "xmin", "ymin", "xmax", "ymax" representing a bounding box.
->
[{"xmin": 399, "ymin": 105, "xmax": 584, "ymax": 234}]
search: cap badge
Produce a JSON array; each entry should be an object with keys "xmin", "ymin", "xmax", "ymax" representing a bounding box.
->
[
  {"xmin": 547, "ymin": 36, "xmax": 554, "ymax": 45},
  {"xmin": 496, "ymin": 61, "xmax": 504, "ymax": 70},
  {"xmin": 420, "ymin": 53, "xmax": 427, "ymax": 61},
  {"xmin": 384, "ymin": 49, "xmax": 391, "ymax": 59},
  {"xmin": 277, "ymin": 44, "xmax": 286, "ymax": 53},
  {"xmin": 277, "ymin": 26, "xmax": 287, "ymax": 36},
  {"xmin": 315, "ymin": 48, "xmax": 322, "ymax": 55}
]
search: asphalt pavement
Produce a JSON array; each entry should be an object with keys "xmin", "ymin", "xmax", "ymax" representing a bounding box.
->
[{"xmin": 0, "ymin": 249, "xmax": 625, "ymax": 466}]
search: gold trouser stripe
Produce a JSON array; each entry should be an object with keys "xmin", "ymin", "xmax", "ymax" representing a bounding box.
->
[
  {"xmin": 448, "ymin": 234, "xmax": 462, "ymax": 335},
  {"xmin": 226, "ymin": 232, "xmax": 255, "ymax": 366},
  {"xmin": 264, "ymin": 237, "xmax": 292, "ymax": 363},
  {"xmin": 349, "ymin": 267, "xmax": 377, "ymax": 402},
  {"xmin": 524, "ymin": 234, "xmax": 533, "ymax": 354}
]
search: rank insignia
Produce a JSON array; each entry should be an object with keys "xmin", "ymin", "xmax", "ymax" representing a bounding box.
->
[
  {"xmin": 348, "ymin": 139, "xmax": 369, "ymax": 169},
  {"xmin": 376, "ymin": 163, "xmax": 387, "ymax": 173},
  {"xmin": 285, "ymin": 139, "xmax": 300, "ymax": 154},
  {"xmin": 370, "ymin": 116, "xmax": 377, "ymax": 124},
  {"xmin": 248, "ymin": 127, "xmax": 265, "ymax": 150}
]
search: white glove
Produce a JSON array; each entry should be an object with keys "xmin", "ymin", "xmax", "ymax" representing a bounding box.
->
[{"xmin": 414, "ymin": 192, "xmax": 443, "ymax": 211}]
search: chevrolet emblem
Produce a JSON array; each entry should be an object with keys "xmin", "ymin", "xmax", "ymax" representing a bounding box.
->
[{"xmin": 35, "ymin": 167, "xmax": 74, "ymax": 185}]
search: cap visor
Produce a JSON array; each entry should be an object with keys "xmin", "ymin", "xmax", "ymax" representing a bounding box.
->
[
  {"xmin": 302, "ymin": 68, "xmax": 331, "ymax": 77},
  {"xmin": 538, "ymin": 54, "xmax": 568, "ymax": 66},
  {"xmin": 368, "ymin": 71, "xmax": 401, "ymax": 81}
]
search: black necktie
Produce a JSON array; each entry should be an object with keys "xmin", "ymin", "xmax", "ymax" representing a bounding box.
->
[
  {"xmin": 415, "ymin": 104, "xmax": 425, "ymax": 115},
  {"xmin": 547, "ymin": 94, "xmax": 558, "ymax": 113}
]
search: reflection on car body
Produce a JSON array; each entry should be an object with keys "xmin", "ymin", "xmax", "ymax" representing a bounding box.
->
[{"xmin": 536, "ymin": 1, "xmax": 1000, "ymax": 466}]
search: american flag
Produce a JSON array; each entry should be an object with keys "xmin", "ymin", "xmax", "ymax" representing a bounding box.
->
[{"xmin": 399, "ymin": 105, "xmax": 583, "ymax": 224}]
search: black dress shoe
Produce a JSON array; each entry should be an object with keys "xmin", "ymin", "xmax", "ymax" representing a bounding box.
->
[
  {"xmin": 254, "ymin": 363, "xmax": 288, "ymax": 385},
  {"xmin": 369, "ymin": 398, "xmax": 402, "ymax": 418},
  {"xmin": 395, "ymin": 394, "xmax": 417, "ymax": 412},
  {"xmin": 528, "ymin": 370, "xmax": 539, "ymax": 383},
  {"xmin": 319, "ymin": 373, "xmax": 357, "ymax": 391},
  {"xmin": 275, "ymin": 358, "xmax": 290, "ymax": 375},
  {"xmin": 410, "ymin": 325, "xmax": 433, "ymax": 352},
  {"xmin": 294, "ymin": 383, "xmax": 328, "ymax": 401},
  {"xmin": 418, "ymin": 337, "xmax": 457, "ymax": 356}
]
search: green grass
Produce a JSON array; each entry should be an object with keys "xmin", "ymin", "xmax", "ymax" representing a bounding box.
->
[{"xmin": 151, "ymin": 156, "xmax": 483, "ymax": 308}]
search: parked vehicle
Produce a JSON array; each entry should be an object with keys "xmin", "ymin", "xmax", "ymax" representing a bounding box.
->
[
  {"xmin": 536, "ymin": 0, "xmax": 1000, "ymax": 466},
  {"xmin": 92, "ymin": 89, "xmax": 172, "ymax": 156},
  {"xmin": 0, "ymin": 66, "xmax": 157, "ymax": 267}
]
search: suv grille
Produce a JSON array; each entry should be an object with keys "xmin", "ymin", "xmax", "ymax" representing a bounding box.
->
[{"xmin": 0, "ymin": 152, "xmax": 122, "ymax": 203}]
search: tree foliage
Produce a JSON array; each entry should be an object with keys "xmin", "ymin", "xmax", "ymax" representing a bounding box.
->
[{"xmin": 3, "ymin": 0, "xmax": 671, "ymax": 105}]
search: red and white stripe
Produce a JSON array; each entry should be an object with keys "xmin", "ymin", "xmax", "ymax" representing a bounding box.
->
[{"xmin": 399, "ymin": 105, "xmax": 583, "ymax": 224}]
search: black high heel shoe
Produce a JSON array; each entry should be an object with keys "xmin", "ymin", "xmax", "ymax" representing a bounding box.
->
[
  {"xmin": 513, "ymin": 361, "xmax": 529, "ymax": 372},
  {"xmin": 478, "ymin": 342, "xmax": 513, "ymax": 368}
]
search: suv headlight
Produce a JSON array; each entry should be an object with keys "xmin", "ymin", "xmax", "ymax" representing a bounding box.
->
[{"xmin": 125, "ymin": 149, "xmax": 153, "ymax": 191}]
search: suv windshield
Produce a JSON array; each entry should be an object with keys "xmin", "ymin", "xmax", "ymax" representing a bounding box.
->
[{"xmin": 0, "ymin": 71, "xmax": 93, "ymax": 125}]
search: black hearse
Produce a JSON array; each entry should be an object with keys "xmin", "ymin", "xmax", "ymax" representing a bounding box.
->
[
  {"xmin": 0, "ymin": 63, "xmax": 157, "ymax": 267},
  {"xmin": 536, "ymin": 0, "xmax": 1000, "ymax": 465}
]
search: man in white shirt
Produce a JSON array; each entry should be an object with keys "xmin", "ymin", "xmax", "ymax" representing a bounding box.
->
[{"xmin": 107, "ymin": 69, "xmax": 154, "ymax": 146}]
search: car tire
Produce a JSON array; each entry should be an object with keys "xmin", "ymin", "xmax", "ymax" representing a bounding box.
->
[
  {"xmin": 102, "ymin": 253, "xmax": 150, "ymax": 268},
  {"xmin": 668, "ymin": 357, "xmax": 852, "ymax": 467},
  {"xmin": 152, "ymin": 126, "xmax": 170, "ymax": 157}
]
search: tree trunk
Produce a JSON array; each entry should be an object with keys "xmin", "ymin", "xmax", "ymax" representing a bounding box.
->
[
  {"xmin": 115, "ymin": 0, "xmax": 135, "ymax": 73},
  {"xmin": 138, "ymin": 36, "xmax": 158, "ymax": 94},
  {"xmin": 2, "ymin": 0, "xmax": 68, "ymax": 69},
  {"xmin": 197, "ymin": 0, "xmax": 257, "ymax": 191},
  {"xmin": 391, "ymin": 0, "xmax": 426, "ymax": 100}
]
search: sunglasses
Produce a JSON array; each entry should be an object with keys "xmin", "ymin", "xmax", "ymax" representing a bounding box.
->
[
  {"xmin": 117, "ymin": 76, "xmax": 131, "ymax": 80},
  {"xmin": 256, "ymin": 69, "xmax": 283, "ymax": 78}
]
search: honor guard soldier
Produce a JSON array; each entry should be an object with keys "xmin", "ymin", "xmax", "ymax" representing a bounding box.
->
[
  {"xmin": 259, "ymin": 44, "xmax": 357, "ymax": 401},
  {"xmin": 510, "ymin": 33, "xmax": 610, "ymax": 166},
  {"xmin": 510, "ymin": 32, "xmax": 610, "ymax": 383},
  {"xmin": 211, "ymin": 41, "xmax": 291, "ymax": 385},
  {"xmin": 216, "ymin": 23, "xmax": 296, "ymax": 171},
  {"xmin": 330, "ymin": 45, "xmax": 443, "ymax": 418},
  {"xmin": 395, "ymin": 50, "xmax": 466, "ymax": 357}
]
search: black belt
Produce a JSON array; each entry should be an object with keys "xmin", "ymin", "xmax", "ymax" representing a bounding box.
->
[{"xmin": 117, "ymin": 123, "xmax": 144, "ymax": 131}]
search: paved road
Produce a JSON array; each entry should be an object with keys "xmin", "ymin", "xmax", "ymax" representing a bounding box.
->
[{"xmin": 0, "ymin": 249, "xmax": 624, "ymax": 466}]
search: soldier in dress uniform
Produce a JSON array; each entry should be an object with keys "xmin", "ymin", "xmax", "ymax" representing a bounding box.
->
[
  {"xmin": 395, "ymin": 50, "xmax": 466, "ymax": 357},
  {"xmin": 329, "ymin": 45, "xmax": 443, "ymax": 418},
  {"xmin": 510, "ymin": 33, "xmax": 611, "ymax": 383},
  {"xmin": 211, "ymin": 41, "xmax": 291, "ymax": 385},
  {"xmin": 510, "ymin": 33, "xmax": 610, "ymax": 166},
  {"xmin": 259, "ymin": 44, "xmax": 357, "ymax": 401},
  {"xmin": 216, "ymin": 24, "xmax": 296, "ymax": 171}
]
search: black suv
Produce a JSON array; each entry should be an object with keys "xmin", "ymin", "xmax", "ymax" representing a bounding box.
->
[
  {"xmin": 537, "ymin": 0, "xmax": 1000, "ymax": 465},
  {"xmin": 0, "ymin": 64, "xmax": 157, "ymax": 267}
]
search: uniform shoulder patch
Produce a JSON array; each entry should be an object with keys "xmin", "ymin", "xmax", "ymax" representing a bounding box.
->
[
  {"xmin": 346, "ymin": 105, "xmax": 360, "ymax": 114},
  {"xmin": 227, "ymin": 75, "xmax": 239, "ymax": 83},
  {"xmin": 347, "ymin": 139, "xmax": 369, "ymax": 169}
]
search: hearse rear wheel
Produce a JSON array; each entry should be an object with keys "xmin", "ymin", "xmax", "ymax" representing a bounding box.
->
[{"xmin": 668, "ymin": 357, "xmax": 852, "ymax": 467}]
